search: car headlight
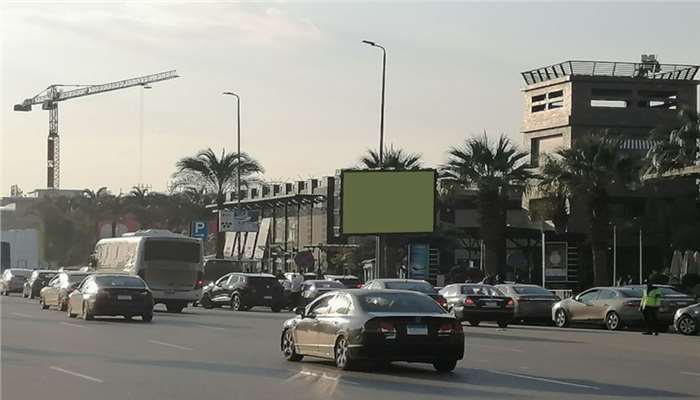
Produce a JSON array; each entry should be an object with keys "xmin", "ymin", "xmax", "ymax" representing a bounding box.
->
[{"xmin": 693, "ymin": 310, "xmax": 700, "ymax": 315}]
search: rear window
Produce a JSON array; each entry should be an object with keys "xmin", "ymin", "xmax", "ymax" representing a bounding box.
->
[
  {"xmin": 204, "ymin": 260, "xmax": 241, "ymax": 281},
  {"xmin": 144, "ymin": 240, "xmax": 200, "ymax": 263},
  {"xmin": 359, "ymin": 292, "xmax": 445, "ymax": 314},
  {"xmin": 657, "ymin": 287, "xmax": 688, "ymax": 296},
  {"xmin": 39, "ymin": 272, "xmax": 57, "ymax": 279},
  {"xmin": 384, "ymin": 281, "xmax": 436, "ymax": 294},
  {"xmin": 315, "ymin": 281, "xmax": 344, "ymax": 289},
  {"xmin": 11, "ymin": 270, "xmax": 30, "ymax": 277},
  {"xmin": 68, "ymin": 274, "xmax": 89, "ymax": 284},
  {"xmin": 95, "ymin": 276, "xmax": 146, "ymax": 288},
  {"xmin": 619, "ymin": 288, "xmax": 643, "ymax": 297},
  {"xmin": 247, "ymin": 277, "xmax": 282, "ymax": 288},
  {"xmin": 512, "ymin": 286, "xmax": 551, "ymax": 295},
  {"xmin": 462, "ymin": 285, "xmax": 504, "ymax": 296}
]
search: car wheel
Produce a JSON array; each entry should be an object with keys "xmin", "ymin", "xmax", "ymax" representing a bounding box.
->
[
  {"xmin": 676, "ymin": 315, "xmax": 697, "ymax": 335},
  {"xmin": 605, "ymin": 311, "xmax": 623, "ymax": 331},
  {"xmin": 231, "ymin": 294, "xmax": 243, "ymax": 311},
  {"xmin": 142, "ymin": 313, "xmax": 153, "ymax": 322},
  {"xmin": 82, "ymin": 302, "xmax": 94, "ymax": 320},
  {"xmin": 201, "ymin": 295, "xmax": 214, "ymax": 309},
  {"xmin": 554, "ymin": 309, "xmax": 568, "ymax": 328},
  {"xmin": 281, "ymin": 329, "xmax": 303, "ymax": 362},
  {"xmin": 497, "ymin": 320, "xmax": 509, "ymax": 329},
  {"xmin": 468, "ymin": 320, "xmax": 480, "ymax": 327},
  {"xmin": 433, "ymin": 359, "xmax": 457, "ymax": 373},
  {"xmin": 67, "ymin": 303, "xmax": 76, "ymax": 318},
  {"xmin": 334, "ymin": 336, "xmax": 356, "ymax": 370},
  {"xmin": 40, "ymin": 296, "xmax": 49, "ymax": 310}
]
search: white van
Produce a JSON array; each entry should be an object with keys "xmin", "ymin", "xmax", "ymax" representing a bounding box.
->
[{"xmin": 91, "ymin": 230, "xmax": 203, "ymax": 312}]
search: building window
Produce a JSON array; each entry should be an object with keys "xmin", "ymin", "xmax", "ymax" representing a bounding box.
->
[
  {"xmin": 590, "ymin": 99, "xmax": 628, "ymax": 108},
  {"xmin": 531, "ymin": 104, "xmax": 547, "ymax": 113},
  {"xmin": 532, "ymin": 94, "xmax": 546, "ymax": 102},
  {"xmin": 637, "ymin": 90, "xmax": 678, "ymax": 109},
  {"xmin": 548, "ymin": 90, "xmax": 563, "ymax": 99}
]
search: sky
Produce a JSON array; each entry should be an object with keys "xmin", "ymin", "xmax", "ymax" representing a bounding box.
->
[{"xmin": 1, "ymin": 1, "xmax": 699, "ymax": 195}]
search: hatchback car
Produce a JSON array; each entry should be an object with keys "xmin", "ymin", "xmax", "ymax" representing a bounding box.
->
[
  {"xmin": 673, "ymin": 303, "xmax": 699, "ymax": 335},
  {"xmin": 281, "ymin": 289, "xmax": 464, "ymax": 372},
  {"xmin": 299, "ymin": 280, "xmax": 344, "ymax": 306},
  {"xmin": 200, "ymin": 273, "xmax": 284, "ymax": 312},
  {"xmin": 496, "ymin": 284, "xmax": 558, "ymax": 323},
  {"xmin": 0, "ymin": 268, "xmax": 32, "ymax": 295},
  {"xmin": 40, "ymin": 272, "xmax": 90, "ymax": 311},
  {"xmin": 364, "ymin": 279, "xmax": 448, "ymax": 309},
  {"xmin": 23, "ymin": 270, "xmax": 58, "ymax": 299},
  {"xmin": 67, "ymin": 274, "xmax": 154, "ymax": 321},
  {"xmin": 440, "ymin": 284, "xmax": 514, "ymax": 327}
]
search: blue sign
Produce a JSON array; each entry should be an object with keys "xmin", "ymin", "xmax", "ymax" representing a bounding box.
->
[
  {"xmin": 191, "ymin": 221, "xmax": 208, "ymax": 240},
  {"xmin": 409, "ymin": 244, "xmax": 429, "ymax": 279}
]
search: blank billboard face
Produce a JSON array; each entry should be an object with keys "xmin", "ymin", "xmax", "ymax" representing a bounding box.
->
[{"xmin": 341, "ymin": 170, "xmax": 435, "ymax": 235}]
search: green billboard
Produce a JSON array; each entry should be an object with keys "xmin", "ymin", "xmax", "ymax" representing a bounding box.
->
[{"xmin": 341, "ymin": 169, "xmax": 436, "ymax": 235}]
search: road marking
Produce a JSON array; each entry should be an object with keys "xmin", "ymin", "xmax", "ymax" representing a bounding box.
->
[
  {"xmin": 60, "ymin": 322, "xmax": 89, "ymax": 329},
  {"xmin": 487, "ymin": 370, "xmax": 600, "ymax": 390},
  {"xmin": 49, "ymin": 366, "xmax": 103, "ymax": 383},
  {"xmin": 195, "ymin": 324, "xmax": 226, "ymax": 331},
  {"xmin": 11, "ymin": 312, "xmax": 33, "ymax": 318},
  {"xmin": 148, "ymin": 340, "xmax": 193, "ymax": 351},
  {"xmin": 680, "ymin": 371, "xmax": 700, "ymax": 377},
  {"xmin": 471, "ymin": 344, "xmax": 525, "ymax": 353}
]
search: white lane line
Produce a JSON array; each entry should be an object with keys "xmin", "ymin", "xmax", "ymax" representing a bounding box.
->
[
  {"xmin": 49, "ymin": 366, "xmax": 103, "ymax": 383},
  {"xmin": 148, "ymin": 340, "xmax": 193, "ymax": 351},
  {"xmin": 11, "ymin": 312, "xmax": 33, "ymax": 318},
  {"xmin": 60, "ymin": 322, "xmax": 90, "ymax": 329},
  {"xmin": 471, "ymin": 344, "xmax": 525, "ymax": 353},
  {"xmin": 681, "ymin": 371, "xmax": 700, "ymax": 377},
  {"xmin": 487, "ymin": 370, "xmax": 600, "ymax": 390},
  {"xmin": 195, "ymin": 324, "xmax": 226, "ymax": 331}
]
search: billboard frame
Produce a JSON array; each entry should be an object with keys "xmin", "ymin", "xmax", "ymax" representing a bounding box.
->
[{"xmin": 339, "ymin": 168, "xmax": 438, "ymax": 236}]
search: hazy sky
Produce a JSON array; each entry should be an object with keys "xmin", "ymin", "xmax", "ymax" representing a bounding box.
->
[{"xmin": 1, "ymin": 1, "xmax": 698, "ymax": 195}]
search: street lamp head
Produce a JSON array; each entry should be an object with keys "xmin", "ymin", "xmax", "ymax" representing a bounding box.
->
[
  {"xmin": 142, "ymin": 85, "xmax": 152, "ymax": 89},
  {"xmin": 362, "ymin": 40, "xmax": 376, "ymax": 46},
  {"xmin": 222, "ymin": 91, "xmax": 236, "ymax": 96}
]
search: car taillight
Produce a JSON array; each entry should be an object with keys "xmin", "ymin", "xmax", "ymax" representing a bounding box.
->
[
  {"xmin": 623, "ymin": 300, "xmax": 640, "ymax": 308},
  {"xmin": 464, "ymin": 297, "xmax": 475, "ymax": 306},
  {"xmin": 356, "ymin": 283, "xmax": 363, "ymax": 288},
  {"xmin": 194, "ymin": 279, "xmax": 204, "ymax": 289},
  {"xmin": 379, "ymin": 322, "xmax": 396, "ymax": 339},
  {"xmin": 505, "ymin": 299, "xmax": 514, "ymax": 308},
  {"xmin": 438, "ymin": 322, "xmax": 462, "ymax": 335},
  {"xmin": 436, "ymin": 296, "xmax": 448, "ymax": 308}
]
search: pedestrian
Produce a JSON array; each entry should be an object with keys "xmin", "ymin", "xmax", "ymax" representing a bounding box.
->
[{"xmin": 640, "ymin": 281, "xmax": 662, "ymax": 335}]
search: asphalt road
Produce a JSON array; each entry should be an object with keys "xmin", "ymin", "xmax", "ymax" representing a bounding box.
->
[{"xmin": 2, "ymin": 294, "xmax": 699, "ymax": 400}]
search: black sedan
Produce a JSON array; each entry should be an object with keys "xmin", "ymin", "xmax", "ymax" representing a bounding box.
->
[
  {"xmin": 299, "ymin": 280, "xmax": 344, "ymax": 307},
  {"xmin": 280, "ymin": 289, "xmax": 464, "ymax": 372},
  {"xmin": 496, "ymin": 284, "xmax": 558, "ymax": 323},
  {"xmin": 674, "ymin": 303, "xmax": 699, "ymax": 335},
  {"xmin": 67, "ymin": 274, "xmax": 154, "ymax": 321},
  {"xmin": 23, "ymin": 270, "xmax": 57, "ymax": 299},
  {"xmin": 439, "ymin": 284, "xmax": 514, "ymax": 328}
]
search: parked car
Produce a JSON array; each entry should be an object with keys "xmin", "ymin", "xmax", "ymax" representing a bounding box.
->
[
  {"xmin": 674, "ymin": 303, "xmax": 700, "ymax": 335},
  {"xmin": 280, "ymin": 289, "xmax": 464, "ymax": 372},
  {"xmin": 324, "ymin": 274, "xmax": 362, "ymax": 289},
  {"xmin": 439, "ymin": 284, "xmax": 514, "ymax": 327},
  {"xmin": 299, "ymin": 280, "xmax": 344, "ymax": 306},
  {"xmin": 40, "ymin": 272, "xmax": 90, "ymax": 311},
  {"xmin": 67, "ymin": 274, "xmax": 153, "ymax": 321},
  {"xmin": 552, "ymin": 287, "xmax": 650, "ymax": 330},
  {"xmin": 624, "ymin": 285, "xmax": 697, "ymax": 328},
  {"xmin": 23, "ymin": 270, "xmax": 58, "ymax": 299},
  {"xmin": 199, "ymin": 273, "xmax": 284, "ymax": 312},
  {"xmin": 496, "ymin": 284, "xmax": 558, "ymax": 323},
  {"xmin": 364, "ymin": 279, "xmax": 448, "ymax": 309},
  {"xmin": 1, "ymin": 269, "xmax": 32, "ymax": 295}
]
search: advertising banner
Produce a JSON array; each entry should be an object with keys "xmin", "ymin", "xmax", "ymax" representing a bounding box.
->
[
  {"xmin": 409, "ymin": 244, "xmax": 430, "ymax": 280},
  {"xmin": 219, "ymin": 209, "xmax": 260, "ymax": 232}
]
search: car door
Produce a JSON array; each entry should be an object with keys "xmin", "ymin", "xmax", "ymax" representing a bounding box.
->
[
  {"xmin": 317, "ymin": 293, "xmax": 352, "ymax": 357},
  {"xmin": 294, "ymin": 294, "xmax": 332, "ymax": 356},
  {"xmin": 211, "ymin": 274, "xmax": 232, "ymax": 304},
  {"xmin": 70, "ymin": 277, "xmax": 90, "ymax": 315},
  {"xmin": 441, "ymin": 285, "xmax": 462, "ymax": 310},
  {"xmin": 45, "ymin": 276, "xmax": 62, "ymax": 305},
  {"xmin": 590, "ymin": 289, "xmax": 616, "ymax": 322},
  {"xmin": 569, "ymin": 289, "xmax": 600, "ymax": 321}
]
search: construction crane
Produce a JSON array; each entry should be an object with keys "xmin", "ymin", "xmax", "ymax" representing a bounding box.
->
[{"xmin": 14, "ymin": 70, "xmax": 179, "ymax": 189}]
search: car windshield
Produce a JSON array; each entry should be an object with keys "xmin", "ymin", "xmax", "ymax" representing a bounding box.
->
[
  {"xmin": 67, "ymin": 274, "xmax": 89, "ymax": 284},
  {"xmin": 384, "ymin": 281, "xmax": 436, "ymax": 294},
  {"xmin": 314, "ymin": 281, "xmax": 343, "ymax": 289},
  {"xmin": 512, "ymin": 286, "xmax": 551, "ymax": 295},
  {"xmin": 94, "ymin": 276, "xmax": 146, "ymax": 288},
  {"xmin": 359, "ymin": 292, "xmax": 446, "ymax": 314},
  {"xmin": 11, "ymin": 270, "xmax": 30, "ymax": 277},
  {"xmin": 462, "ymin": 285, "xmax": 504, "ymax": 296},
  {"xmin": 248, "ymin": 277, "xmax": 281, "ymax": 288},
  {"xmin": 144, "ymin": 240, "xmax": 200, "ymax": 263}
]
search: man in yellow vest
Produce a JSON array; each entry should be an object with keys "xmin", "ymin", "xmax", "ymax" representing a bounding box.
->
[{"xmin": 640, "ymin": 282, "xmax": 662, "ymax": 335}]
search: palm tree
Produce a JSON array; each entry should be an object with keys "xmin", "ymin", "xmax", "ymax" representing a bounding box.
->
[
  {"xmin": 172, "ymin": 148, "xmax": 264, "ymax": 258},
  {"xmin": 442, "ymin": 134, "xmax": 531, "ymax": 276},
  {"xmin": 646, "ymin": 109, "xmax": 700, "ymax": 176},
  {"xmin": 537, "ymin": 134, "xmax": 639, "ymax": 286},
  {"xmin": 359, "ymin": 145, "xmax": 422, "ymax": 169}
]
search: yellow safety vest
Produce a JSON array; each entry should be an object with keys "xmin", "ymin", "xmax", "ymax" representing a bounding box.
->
[{"xmin": 641, "ymin": 288, "xmax": 662, "ymax": 309}]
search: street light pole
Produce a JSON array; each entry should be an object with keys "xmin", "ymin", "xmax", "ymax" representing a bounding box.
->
[
  {"xmin": 223, "ymin": 91, "xmax": 241, "ymax": 259},
  {"xmin": 138, "ymin": 84, "xmax": 152, "ymax": 187},
  {"xmin": 612, "ymin": 224, "xmax": 617, "ymax": 286},
  {"xmin": 639, "ymin": 225, "xmax": 643, "ymax": 284},
  {"xmin": 363, "ymin": 39, "xmax": 387, "ymax": 278}
]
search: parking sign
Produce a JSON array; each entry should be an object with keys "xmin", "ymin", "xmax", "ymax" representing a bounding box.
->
[{"xmin": 191, "ymin": 221, "xmax": 208, "ymax": 240}]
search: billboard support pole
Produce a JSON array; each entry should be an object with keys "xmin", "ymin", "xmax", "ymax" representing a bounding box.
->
[{"xmin": 541, "ymin": 224, "xmax": 546, "ymax": 288}]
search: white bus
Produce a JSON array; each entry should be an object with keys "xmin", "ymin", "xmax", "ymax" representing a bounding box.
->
[{"xmin": 91, "ymin": 230, "xmax": 203, "ymax": 313}]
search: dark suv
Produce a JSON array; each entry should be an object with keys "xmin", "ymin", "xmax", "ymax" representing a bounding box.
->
[
  {"xmin": 200, "ymin": 273, "xmax": 284, "ymax": 312},
  {"xmin": 23, "ymin": 270, "xmax": 58, "ymax": 299}
]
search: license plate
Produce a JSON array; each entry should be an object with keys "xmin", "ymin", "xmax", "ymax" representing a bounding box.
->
[
  {"xmin": 117, "ymin": 295, "xmax": 132, "ymax": 301},
  {"xmin": 406, "ymin": 324, "xmax": 428, "ymax": 335},
  {"xmin": 264, "ymin": 296, "xmax": 272, "ymax": 300},
  {"xmin": 484, "ymin": 302, "xmax": 498, "ymax": 307}
]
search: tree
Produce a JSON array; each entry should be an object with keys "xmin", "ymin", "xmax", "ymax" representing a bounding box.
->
[
  {"xmin": 646, "ymin": 109, "xmax": 700, "ymax": 176},
  {"xmin": 442, "ymin": 134, "xmax": 531, "ymax": 276},
  {"xmin": 537, "ymin": 134, "xmax": 639, "ymax": 286},
  {"xmin": 171, "ymin": 148, "xmax": 264, "ymax": 258},
  {"xmin": 359, "ymin": 144, "xmax": 422, "ymax": 170}
]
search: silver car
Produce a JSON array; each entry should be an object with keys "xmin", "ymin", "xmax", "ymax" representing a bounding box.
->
[
  {"xmin": 552, "ymin": 287, "xmax": 645, "ymax": 331},
  {"xmin": 674, "ymin": 303, "xmax": 700, "ymax": 335},
  {"xmin": 496, "ymin": 284, "xmax": 559, "ymax": 323},
  {"xmin": 1, "ymin": 269, "xmax": 32, "ymax": 295}
]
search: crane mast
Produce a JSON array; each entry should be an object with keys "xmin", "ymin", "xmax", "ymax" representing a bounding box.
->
[{"xmin": 14, "ymin": 70, "xmax": 179, "ymax": 189}]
